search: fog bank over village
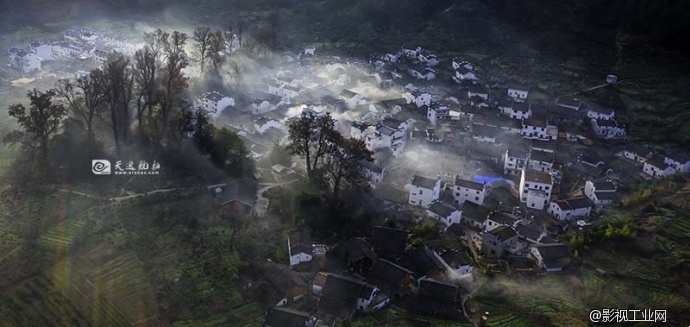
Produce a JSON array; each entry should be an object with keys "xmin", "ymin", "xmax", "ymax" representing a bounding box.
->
[{"xmin": 1, "ymin": 2, "xmax": 690, "ymax": 326}]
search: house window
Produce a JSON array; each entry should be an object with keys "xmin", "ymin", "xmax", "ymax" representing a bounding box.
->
[
  {"xmin": 531, "ymin": 203, "xmax": 535, "ymax": 207},
  {"xmin": 475, "ymin": 197, "xmax": 479, "ymax": 201},
  {"xmin": 419, "ymin": 190, "xmax": 423, "ymax": 195},
  {"xmin": 525, "ymin": 183, "xmax": 530, "ymax": 188},
  {"xmin": 545, "ymin": 186, "xmax": 550, "ymax": 190}
]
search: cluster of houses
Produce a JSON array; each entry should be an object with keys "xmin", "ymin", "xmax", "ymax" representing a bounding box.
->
[
  {"xmin": 190, "ymin": 44, "xmax": 688, "ymax": 326},
  {"xmin": 6, "ymin": 26, "xmax": 142, "ymax": 76}
]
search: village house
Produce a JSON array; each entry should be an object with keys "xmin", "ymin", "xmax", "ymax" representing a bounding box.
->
[
  {"xmin": 11, "ymin": 50, "xmax": 42, "ymax": 73},
  {"xmin": 527, "ymin": 149, "xmax": 555, "ymax": 172},
  {"xmin": 51, "ymin": 42, "xmax": 71, "ymax": 59},
  {"xmin": 317, "ymin": 274, "xmax": 387, "ymax": 318},
  {"xmin": 367, "ymin": 259, "xmax": 414, "ymax": 296},
  {"xmin": 262, "ymin": 307, "xmax": 317, "ymax": 327},
  {"xmin": 519, "ymin": 169, "xmax": 554, "ymax": 210},
  {"xmin": 264, "ymin": 264, "xmax": 310, "ymax": 306},
  {"xmin": 427, "ymin": 105, "xmax": 450, "ymax": 126},
  {"xmin": 403, "ymin": 90, "xmax": 433, "ymax": 108},
  {"xmin": 341, "ymin": 238, "xmax": 377, "ymax": 275},
  {"xmin": 548, "ymin": 197, "xmax": 593, "ymax": 221},
  {"xmin": 501, "ymin": 101, "xmax": 533, "ymax": 120},
  {"xmin": 620, "ymin": 144, "xmax": 652, "ymax": 164},
  {"xmin": 427, "ymin": 201, "xmax": 462, "ymax": 227},
  {"xmin": 452, "ymin": 177, "xmax": 487, "ymax": 206},
  {"xmin": 521, "ymin": 118, "xmax": 557, "ymax": 141},
  {"xmin": 408, "ymin": 175, "xmax": 442, "ymax": 208},
  {"xmin": 360, "ymin": 160, "xmax": 385, "ymax": 185},
  {"xmin": 507, "ymin": 83, "xmax": 530, "ymax": 100},
  {"xmin": 472, "ymin": 124, "xmax": 501, "ymax": 145},
  {"xmin": 403, "ymin": 247, "xmax": 447, "ymax": 282},
  {"xmin": 591, "ymin": 119, "xmax": 626, "ymax": 139},
  {"xmin": 461, "ymin": 201, "xmax": 492, "ymax": 232},
  {"xmin": 439, "ymin": 249, "xmax": 473, "ymax": 276},
  {"xmin": 664, "ymin": 153, "xmax": 690, "ymax": 173},
  {"xmin": 304, "ymin": 46, "xmax": 316, "ymax": 56},
  {"xmin": 481, "ymin": 225, "xmax": 518, "ymax": 258},
  {"xmin": 340, "ymin": 89, "xmax": 367, "ymax": 108},
  {"xmin": 250, "ymin": 94, "xmax": 283, "ymax": 114},
  {"xmin": 209, "ymin": 178, "xmax": 258, "ymax": 217},
  {"xmin": 583, "ymin": 180, "xmax": 619, "ymax": 206},
  {"xmin": 503, "ymin": 149, "xmax": 529, "ymax": 175},
  {"xmin": 586, "ymin": 103, "xmax": 615, "ymax": 120},
  {"xmin": 195, "ymin": 91, "xmax": 234, "ymax": 117},
  {"xmin": 29, "ymin": 41, "xmax": 53, "ymax": 60},
  {"xmin": 531, "ymin": 139, "xmax": 557, "ymax": 153},
  {"xmin": 350, "ymin": 121, "xmax": 374, "ymax": 139},
  {"xmin": 555, "ymin": 97, "xmax": 582, "ymax": 111},
  {"xmin": 453, "ymin": 65, "xmax": 478, "ymax": 83},
  {"xmin": 643, "ymin": 154, "xmax": 677, "ymax": 178},
  {"xmin": 412, "ymin": 279, "xmax": 462, "ymax": 317},
  {"xmin": 459, "ymin": 104, "xmax": 477, "ymax": 120},
  {"xmin": 515, "ymin": 223, "xmax": 548, "ymax": 244},
  {"xmin": 485, "ymin": 211, "xmax": 519, "ymax": 231},
  {"xmin": 467, "ymin": 85, "xmax": 489, "ymax": 100},
  {"xmin": 371, "ymin": 226, "xmax": 409, "ymax": 260},
  {"xmin": 530, "ymin": 243, "xmax": 571, "ymax": 272},
  {"xmin": 254, "ymin": 116, "xmax": 283, "ymax": 134}
]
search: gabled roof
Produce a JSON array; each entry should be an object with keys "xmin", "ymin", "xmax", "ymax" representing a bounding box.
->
[
  {"xmin": 571, "ymin": 161, "xmax": 603, "ymax": 178},
  {"xmin": 472, "ymin": 124, "xmax": 500, "ymax": 139},
  {"xmin": 417, "ymin": 279, "xmax": 459, "ymax": 302},
  {"xmin": 531, "ymin": 139, "xmax": 557, "ymax": 152},
  {"xmin": 454, "ymin": 177, "xmax": 484, "ymax": 191},
  {"xmin": 360, "ymin": 160, "xmax": 383, "ymax": 174},
  {"xmin": 530, "ymin": 150, "xmax": 554, "ymax": 163},
  {"xmin": 263, "ymin": 307, "xmax": 311, "ymax": 327},
  {"xmin": 594, "ymin": 191, "xmax": 619, "ymax": 201},
  {"xmin": 506, "ymin": 149, "xmax": 528, "ymax": 159},
  {"xmin": 565, "ymin": 197, "xmax": 592, "ymax": 209},
  {"xmin": 508, "ymin": 83, "xmax": 530, "ymax": 92},
  {"xmin": 665, "ymin": 152, "xmax": 690, "ymax": 164},
  {"xmin": 428, "ymin": 201, "xmax": 459, "ymax": 218},
  {"xmin": 372, "ymin": 226, "xmax": 408, "ymax": 257},
  {"xmin": 534, "ymin": 243, "xmax": 571, "ymax": 262},
  {"xmin": 467, "ymin": 85, "xmax": 489, "ymax": 95},
  {"xmin": 646, "ymin": 154, "xmax": 670, "ymax": 169},
  {"xmin": 440, "ymin": 249, "xmax": 472, "ymax": 268},
  {"xmin": 321, "ymin": 274, "xmax": 367, "ymax": 303},
  {"xmin": 264, "ymin": 264, "xmax": 307, "ymax": 294},
  {"xmin": 411, "ymin": 175, "xmax": 439, "ymax": 189},
  {"xmin": 202, "ymin": 91, "xmax": 229, "ymax": 102},
  {"xmin": 515, "ymin": 223, "xmax": 543, "ymax": 241},
  {"xmin": 487, "ymin": 211, "xmax": 519, "ymax": 226},
  {"xmin": 555, "ymin": 97, "xmax": 582, "ymax": 110},
  {"xmin": 523, "ymin": 170, "xmax": 552, "ymax": 185},
  {"xmin": 461, "ymin": 202, "xmax": 491, "ymax": 223},
  {"xmin": 586, "ymin": 102, "xmax": 614, "ymax": 115},
  {"xmin": 212, "ymin": 178, "xmax": 258, "ymax": 207},
  {"xmin": 409, "ymin": 247, "xmax": 445, "ymax": 276},
  {"xmin": 342, "ymin": 238, "xmax": 376, "ymax": 262},
  {"xmin": 368, "ymin": 258, "xmax": 413, "ymax": 289},
  {"xmin": 487, "ymin": 225, "xmax": 518, "ymax": 242},
  {"xmin": 512, "ymin": 102, "xmax": 531, "ymax": 113}
]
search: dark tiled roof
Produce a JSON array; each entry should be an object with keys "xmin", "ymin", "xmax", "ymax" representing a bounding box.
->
[
  {"xmin": 566, "ymin": 197, "xmax": 592, "ymax": 209},
  {"xmin": 455, "ymin": 178, "xmax": 484, "ymax": 191},
  {"xmin": 368, "ymin": 258, "xmax": 413, "ymax": 289},
  {"xmin": 508, "ymin": 83, "xmax": 530, "ymax": 92},
  {"xmin": 512, "ymin": 102, "xmax": 531, "ymax": 113},
  {"xmin": 461, "ymin": 202, "xmax": 491, "ymax": 223},
  {"xmin": 428, "ymin": 201, "xmax": 459, "ymax": 218},
  {"xmin": 571, "ymin": 162, "xmax": 603, "ymax": 178},
  {"xmin": 440, "ymin": 249, "xmax": 472, "ymax": 268},
  {"xmin": 472, "ymin": 124, "xmax": 500, "ymax": 139},
  {"xmin": 263, "ymin": 307, "xmax": 311, "ymax": 327},
  {"xmin": 372, "ymin": 227, "xmax": 408, "ymax": 256},
  {"xmin": 264, "ymin": 264, "xmax": 307, "ymax": 294},
  {"xmin": 515, "ymin": 223, "xmax": 543, "ymax": 241},
  {"xmin": 555, "ymin": 97, "xmax": 582, "ymax": 110},
  {"xmin": 321, "ymin": 274, "xmax": 366, "ymax": 303},
  {"xmin": 487, "ymin": 225, "xmax": 518, "ymax": 242},
  {"xmin": 530, "ymin": 150, "xmax": 554, "ymax": 163},
  {"xmin": 409, "ymin": 247, "xmax": 445, "ymax": 276},
  {"xmin": 646, "ymin": 154, "xmax": 669, "ymax": 168},
  {"xmin": 594, "ymin": 191, "xmax": 619, "ymax": 201},
  {"xmin": 417, "ymin": 279, "xmax": 459, "ymax": 302},
  {"xmin": 360, "ymin": 160, "xmax": 383, "ymax": 174},
  {"xmin": 488, "ymin": 212, "xmax": 519, "ymax": 226},
  {"xmin": 343, "ymin": 238, "xmax": 376, "ymax": 262},
  {"xmin": 586, "ymin": 102, "xmax": 614, "ymax": 115},
  {"xmin": 535, "ymin": 243, "xmax": 571, "ymax": 261},
  {"xmin": 523, "ymin": 170, "xmax": 552, "ymax": 184},
  {"xmin": 531, "ymin": 139, "xmax": 557, "ymax": 152},
  {"xmin": 411, "ymin": 175, "xmax": 439, "ymax": 189}
]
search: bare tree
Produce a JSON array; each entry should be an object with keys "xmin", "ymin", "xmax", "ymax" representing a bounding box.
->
[
  {"xmin": 97, "ymin": 53, "xmax": 135, "ymax": 154},
  {"xmin": 54, "ymin": 72, "xmax": 106, "ymax": 138},
  {"xmin": 133, "ymin": 46, "xmax": 157, "ymax": 127},
  {"xmin": 143, "ymin": 28, "xmax": 169, "ymax": 66},
  {"xmin": 286, "ymin": 111, "xmax": 337, "ymax": 181},
  {"xmin": 156, "ymin": 31, "xmax": 189, "ymax": 146},
  {"xmin": 7, "ymin": 89, "xmax": 68, "ymax": 159},
  {"xmin": 208, "ymin": 30, "xmax": 226, "ymax": 72},
  {"xmin": 192, "ymin": 27, "xmax": 212, "ymax": 76}
]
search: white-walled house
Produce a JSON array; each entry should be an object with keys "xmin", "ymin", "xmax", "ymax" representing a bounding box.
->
[
  {"xmin": 404, "ymin": 91, "xmax": 432, "ymax": 108},
  {"xmin": 502, "ymin": 101, "xmax": 532, "ymax": 120},
  {"xmin": 304, "ymin": 46, "xmax": 316, "ymax": 56},
  {"xmin": 51, "ymin": 42, "xmax": 70, "ymax": 59},
  {"xmin": 472, "ymin": 124, "xmax": 501, "ymax": 145},
  {"xmin": 427, "ymin": 201, "xmax": 461, "ymax": 226},
  {"xmin": 453, "ymin": 65, "xmax": 477, "ymax": 83},
  {"xmin": 195, "ymin": 91, "xmax": 234, "ymax": 117},
  {"xmin": 643, "ymin": 155, "xmax": 677, "ymax": 178},
  {"xmin": 361, "ymin": 161, "xmax": 385, "ymax": 185},
  {"xmin": 530, "ymin": 244, "xmax": 571, "ymax": 272},
  {"xmin": 507, "ymin": 84, "xmax": 530, "ymax": 100},
  {"xmin": 289, "ymin": 243, "xmax": 314, "ymax": 266},
  {"xmin": 521, "ymin": 118, "xmax": 556, "ymax": 141},
  {"xmin": 254, "ymin": 116, "xmax": 283, "ymax": 134},
  {"xmin": 408, "ymin": 175, "xmax": 441, "ymax": 208},
  {"xmin": 439, "ymin": 250, "xmax": 473, "ymax": 276},
  {"xmin": 29, "ymin": 41, "xmax": 53, "ymax": 60},
  {"xmin": 453, "ymin": 178, "xmax": 487, "ymax": 206},
  {"xmin": 13, "ymin": 51, "xmax": 42, "ymax": 73},
  {"xmin": 664, "ymin": 153, "xmax": 690, "ymax": 173},
  {"xmin": 340, "ymin": 89, "xmax": 367, "ymax": 108},
  {"xmin": 519, "ymin": 169, "xmax": 553, "ymax": 210},
  {"xmin": 621, "ymin": 145, "xmax": 652, "ymax": 164},
  {"xmin": 548, "ymin": 197, "xmax": 592, "ymax": 221},
  {"xmin": 583, "ymin": 180, "xmax": 619, "ymax": 206},
  {"xmin": 467, "ymin": 85, "xmax": 489, "ymax": 100},
  {"xmin": 503, "ymin": 149, "xmax": 528, "ymax": 175},
  {"xmin": 586, "ymin": 103, "xmax": 615, "ymax": 120},
  {"xmin": 591, "ymin": 119, "xmax": 626, "ymax": 139},
  {"xmin": 351, "ymin": 121, "xmax": 374, "ymax": 140}
]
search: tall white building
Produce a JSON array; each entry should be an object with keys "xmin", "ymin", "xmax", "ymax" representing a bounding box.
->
[
  {"xmin": 519, "ymin": 169, "xmax": 553, "ymax": 210},
  {"xmin": 408, "ymin": 175, "xmax": 441, "ymax": 208}
]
